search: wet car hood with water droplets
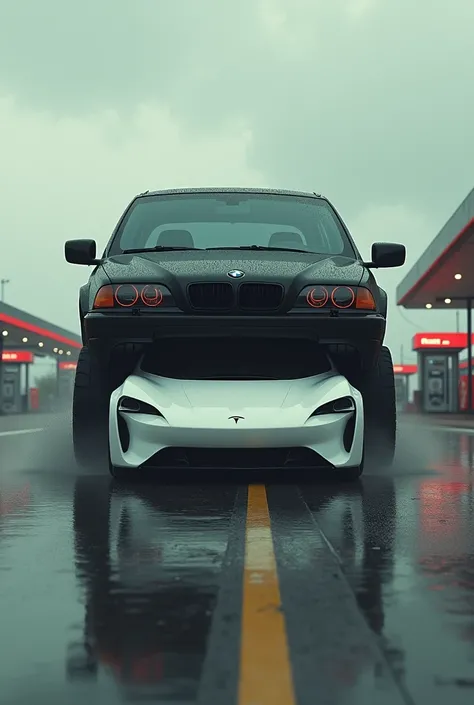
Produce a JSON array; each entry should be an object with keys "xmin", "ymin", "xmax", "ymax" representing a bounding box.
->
[{"xmin": 101, "ymin": 250, "xmax": 366, "ymax": 289}]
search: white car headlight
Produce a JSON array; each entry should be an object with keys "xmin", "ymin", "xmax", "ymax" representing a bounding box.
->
[
  {"xmin": 310, "ymin": 396, "xmax": 355, "ymax": 417},
  {"xmin": 118, "ymin": 396, "xmax": 163, "ymax": 416}
]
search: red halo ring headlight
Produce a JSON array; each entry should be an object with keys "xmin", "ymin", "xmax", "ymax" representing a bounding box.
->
[
  {"xmin": 306, "ymin": 286, "xmax": 329, "ymax": 308},
  {"xmin": 114, "ymin": 284, "xmax": 139, "ymax": 307},
  {"xmin": 141, "ymin": 285, "xmax": 163, "ymax": 307},
  {"xmin": 331, "ymin": 286, "xmax": 355, "ymax": 309}
]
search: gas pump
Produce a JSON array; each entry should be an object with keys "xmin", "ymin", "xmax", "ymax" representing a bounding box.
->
[
  {"xmin": 412, "ymin": 333, "xmax": 467, "ymax": 413},
  {"xmin": 1, "ymin": 350, "xmax": 34, "ymax": 414},
  {"xmin": 393, "ymin": 364, "xmax": 417, "ymax": 412},
  {"xmin": 2, "ymin": 364, "xmax": 21, "ymax": 413},
  {"xmin": 457, "ymin": 357, "xmax": 474, "ymax": 411}
]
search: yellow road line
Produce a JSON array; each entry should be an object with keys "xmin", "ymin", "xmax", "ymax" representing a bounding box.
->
[{"xmin": 238, "ymin": 484, "xmax": 296, "ymax": 705}]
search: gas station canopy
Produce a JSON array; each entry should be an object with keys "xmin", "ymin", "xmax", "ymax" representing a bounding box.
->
[
  {"xmin": 0, "ymin": 301, "xmax": 81, "ymax": 360},
  {"xmin": 396, "ymin": 187, "xmax": 474, "ymax": 309}
]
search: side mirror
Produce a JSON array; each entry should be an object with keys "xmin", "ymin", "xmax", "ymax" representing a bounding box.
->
[
  {"xmin": 65, "ymin": 239, "xmax": 100, "ymax": 265},
  {"xmin": 367, "ymin": 242, "xmax": 406, "ymax": 268}
]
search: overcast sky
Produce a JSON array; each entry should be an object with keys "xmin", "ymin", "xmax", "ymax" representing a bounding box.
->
[{"xmin": 2, "ymin": 0, "xmax": 473, "ymax": 361}]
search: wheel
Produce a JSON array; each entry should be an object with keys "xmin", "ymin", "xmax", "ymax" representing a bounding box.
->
[
  {"xmin": 358, "ymin": 346, "xmax": 396, "ymax": 468},
  {"xmin": 73, "ymin": 342, "xmax": 144, "ymax": 472},
  {"xmin": 72, "ymin": 346, "xmax": 109, "ymax": 469}
]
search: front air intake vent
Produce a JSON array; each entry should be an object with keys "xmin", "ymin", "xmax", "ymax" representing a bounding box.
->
[
  {"xmin": 142, "ymin": 447, "xmax": 333, "ymax": 469},
  {"xmin": 238, "ymin": 283, "xmax": 284, "ymax": 311},
  {"xmin": 188, "ymin": 283, "xmax": 234, "ymax": 310}
]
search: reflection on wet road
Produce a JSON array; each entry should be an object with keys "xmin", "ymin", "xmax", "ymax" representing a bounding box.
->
[{"xmin": 0, "ymin": 415, "xmax": 473, "ymax": 704}]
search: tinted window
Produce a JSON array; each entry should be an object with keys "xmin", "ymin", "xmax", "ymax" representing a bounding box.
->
[{"xmin": 109, "ymin": 192, "xmax": 355, "ymax": 257}]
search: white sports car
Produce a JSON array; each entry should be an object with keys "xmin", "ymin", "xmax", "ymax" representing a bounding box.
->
[{"xmin": 108, "ymin": 355, "xmax": 364, "ymax": 481}]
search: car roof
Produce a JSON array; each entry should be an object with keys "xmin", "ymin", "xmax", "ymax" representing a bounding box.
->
[{"xmin": 137, "ymin": 187, "xmax": 326, "ymax": 199}]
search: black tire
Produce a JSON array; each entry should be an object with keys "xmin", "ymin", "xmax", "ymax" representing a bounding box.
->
[
  {"xmin": 72, "ymin": 346, "xmax": 109, "ymax": 469},
  {"xmin": 359, "ymin": 346, "xmax": 396, "ymax": 468}
]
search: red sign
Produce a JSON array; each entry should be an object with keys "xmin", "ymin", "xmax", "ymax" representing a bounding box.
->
[
  {"xmin": 393, "ymin": 364, "xmax": 417, "ymax": 375},
  {"xmin": 459, "ymin": 374, "xmax": 474, "ymax": 411},
  {"xmin": 1, "ymin": 350, "xmax": 34, "ymax": 363},
  {"xmin": 412, "ymin": 332, "xmax": 470, "ymax": 350},
  {"xmin": 59, "ymin": 361, "xmax": 77, "ymax": 370},
  {"xmin": 30, "ymin": 387, "xmax": 39, "ymax": 411}
]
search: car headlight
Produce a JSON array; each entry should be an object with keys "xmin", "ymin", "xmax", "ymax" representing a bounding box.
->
[
  {"xmin": 294, "ymin": 285, "xmax": 376, "ymax": 311},
  {"xmin": 93, "ymin": 284, "xmax": 174, "ymax": 309},
  {"xmin": 118, "ymin": 396, "xmax": 163, "ymax": 416},
  {"xmin": 309, "ymin": 396, "xmax": 355, "ymax": 417}
]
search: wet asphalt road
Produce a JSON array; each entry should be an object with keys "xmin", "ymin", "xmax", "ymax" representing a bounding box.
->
[{"xmin": 0, "ymin": 414, "xmax": 474, "ymax": 705}]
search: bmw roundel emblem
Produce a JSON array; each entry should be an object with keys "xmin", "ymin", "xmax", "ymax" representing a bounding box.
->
[{"xmin": 227, "ymin": 269, "xmax": 245, "ymax": 279}]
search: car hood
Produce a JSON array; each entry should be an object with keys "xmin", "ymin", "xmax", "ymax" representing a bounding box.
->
[
  {"xmin": 101, "ymin": 250, "xmax": 365, "ymax": 287},
  {"xmin": 118, "ymin": 371, "xmax": 354, "ymax": 428}
]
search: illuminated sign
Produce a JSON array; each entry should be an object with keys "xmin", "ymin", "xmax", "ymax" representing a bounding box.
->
[
  {"xmin": 393, "ymin": 364, "xmax": 417, "ymax": 374},
  {"xmin": 412, "ymin": 332, "xmax": 471, "ymax": 350},
  {"xmin": 1, "ymin": 350, "xmax": 34, "ymax": 363},
  {"xmin": 59, "ymin": 361, "xmax": 77, "ymax": 371}
]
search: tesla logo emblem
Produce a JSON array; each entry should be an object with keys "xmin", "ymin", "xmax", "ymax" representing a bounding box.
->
[
  {"xmin": 228, "ymin": 415, "xmax": 244, "ymax": 424},
  {"xmin": 227, "ymin": 270, "xmax": 245, "ymax": 279}
]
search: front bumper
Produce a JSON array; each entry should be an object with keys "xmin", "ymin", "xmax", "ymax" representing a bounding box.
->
[
  {"xmin": 109, "ymin": 383, "xmax": 364, "ymax": 472},
  {"xmin": 85, "ymin": 311, "xmax": 386, "ymax": 367}
]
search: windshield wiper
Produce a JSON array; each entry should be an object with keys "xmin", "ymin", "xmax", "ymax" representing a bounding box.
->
[
  {"xmin": 122, "ymin": 246, "xmax": 202, "ymax": 254},
  {"xmin": 206, "ymin": 245, "xmax": 311, "ymax": 254}
]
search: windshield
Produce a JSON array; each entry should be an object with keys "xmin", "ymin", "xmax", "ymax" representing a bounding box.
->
[{"xmin": 108, "ymin": 192, "xmax": 356, "ymax": 257}]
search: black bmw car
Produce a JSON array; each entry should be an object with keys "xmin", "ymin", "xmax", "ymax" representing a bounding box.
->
[{"xmin": 65, "ymin": 187, "xmax": 405, "ymax": 472}]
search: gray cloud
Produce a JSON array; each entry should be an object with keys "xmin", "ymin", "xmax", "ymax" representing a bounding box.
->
[
  {"xmin": 3, "ymin": 0, "xmax": 474, "ymax": 221},
  {"xmin": 1, "ymin": 0, "xmax": 472, "ymax": 356}
]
